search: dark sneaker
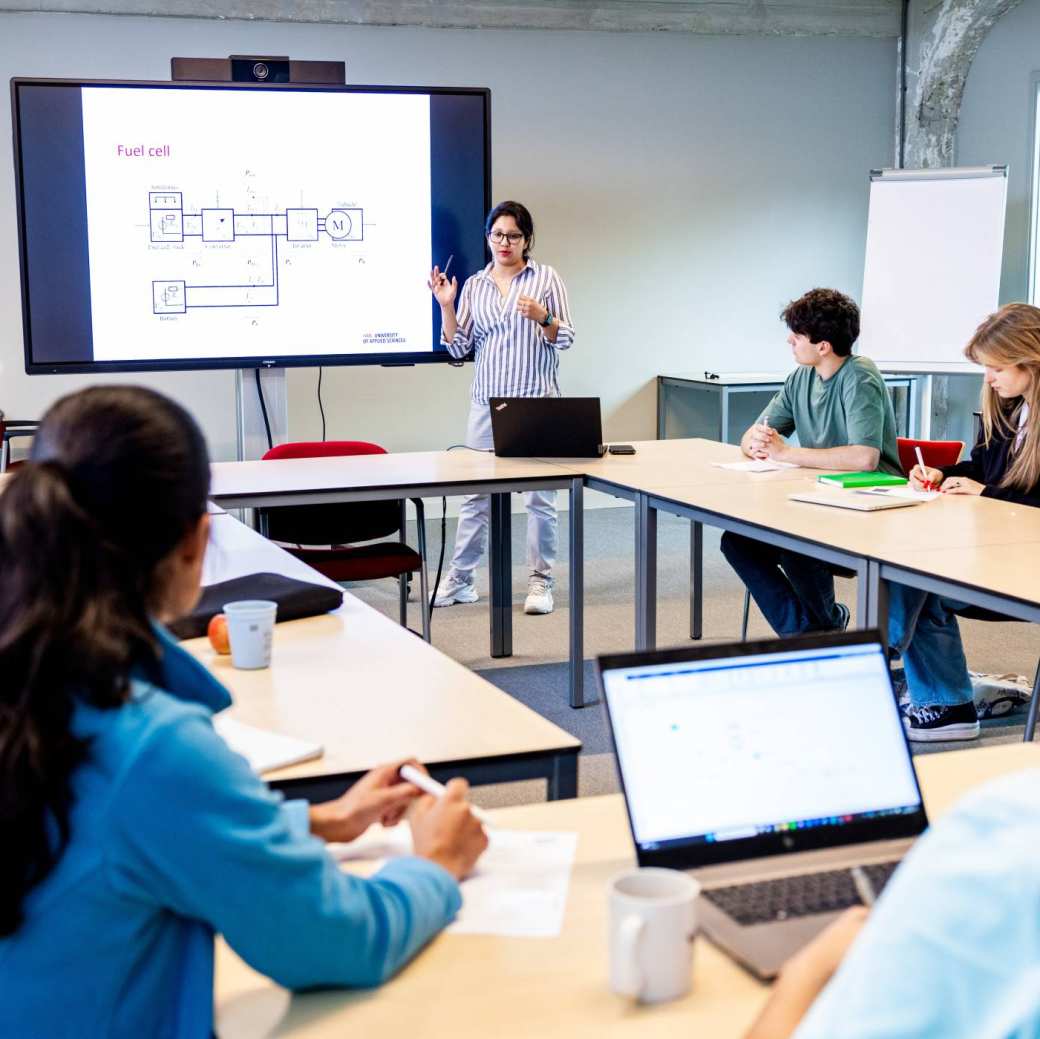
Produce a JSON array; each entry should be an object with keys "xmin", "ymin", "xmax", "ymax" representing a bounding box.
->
[
  {"xmin": 903, "ymin": 702, "xmax": 980, "ymax": 743},
  {"xmin": 834, "ymin": 603, "xmax": 850, "ymax": 632}
]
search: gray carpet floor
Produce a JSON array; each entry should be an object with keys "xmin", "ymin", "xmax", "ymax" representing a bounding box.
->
[{"xmin": 347, "ymin": 505, "xmax": 1040, "ymax": 808}]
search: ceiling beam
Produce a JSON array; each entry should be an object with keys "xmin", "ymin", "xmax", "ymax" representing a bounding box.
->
[{"xmin": 0, "ymin": 0, "xmax": 902, "ymax": 38}]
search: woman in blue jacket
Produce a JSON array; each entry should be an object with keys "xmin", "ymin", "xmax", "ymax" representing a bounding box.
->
[{"xmin": 0, "ymin": 385, "xmax": 487, "ymax": 1038}]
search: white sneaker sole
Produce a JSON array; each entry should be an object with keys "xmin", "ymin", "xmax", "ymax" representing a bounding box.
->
[
  {"xmin": 524, "ymin": 596, "xmax": 554, "ymax": 615},
  {"xmin": 433, "ymin": 586, "xmax": 479, "ymax": 608},
  {"xmin": 904, "ymin": 722, "xmax": 980, "ymax": 743}
]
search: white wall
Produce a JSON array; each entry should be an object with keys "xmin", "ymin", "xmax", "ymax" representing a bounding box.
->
[
  {"xmin": 957, "ymin": 0, "xmax": 1040, "ymax": 306},
  {"xmin": 0, "ymin": 12, "xmax": 895, "ymax": 464}
]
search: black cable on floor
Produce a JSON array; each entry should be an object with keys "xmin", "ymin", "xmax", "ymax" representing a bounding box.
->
[
  {"xmin": 254, "ymin": 368, "xmax": 273, "ymax": 451},
  {"xmin": 317, "ymin": 367, "xmax": 327, "ymax": 441},
  {"xmin": 427, "ymin": 497, "xmax": 449, "ymax": 626}
]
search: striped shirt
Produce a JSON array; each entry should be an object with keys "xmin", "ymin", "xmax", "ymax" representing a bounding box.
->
[{"xmin": 442, "ymin": 259, "xmax": 575, "ymax": 404}]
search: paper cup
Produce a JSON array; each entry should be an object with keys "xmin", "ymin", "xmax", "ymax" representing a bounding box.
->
[{"xmin": 223, "ymin": 600, "xmax": 277, "ymax": 670}]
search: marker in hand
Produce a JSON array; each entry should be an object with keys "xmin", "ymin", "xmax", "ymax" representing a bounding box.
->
[
  {"xmin": 913, "ymin": 446, "xmax": 935, "ymax": 491},
  {"xmin": 399, "ymin": 764, "xmax": 495, "ymax": 828}
]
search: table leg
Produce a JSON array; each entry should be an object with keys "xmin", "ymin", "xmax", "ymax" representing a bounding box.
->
[
  {"xmin": 548, "ymin": 751, "xmax": 579, "ymax": 800},
  {"xmin": 489, "ymin": 493, "xmax": 513, "ymax": 658},
  {"xmin": 569, "ymin": 477, "xmax": 586, "ymax": 708},
  {"xmin": 635, "ymin": 494, "xmax": 658, "ymax": 650},
  {"xmin": 855, "ymin": 561, "xmax": 871, "ymax": 633},
  {"xmin": 865, "ymin": 560, "xmax": 889, "ymax": 649},
  {"xmin": 689, "ymin": 521, "xmax": 703, "ymax": 640}
]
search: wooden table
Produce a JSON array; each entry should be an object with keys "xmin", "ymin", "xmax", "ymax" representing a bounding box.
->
[
  {"xmin": 628, "ymin": 456, "xmax": 1040, "ymax": 655},
  {"xmin": 542, "ymin": 439, "xmax": 839, "ymax": 644},
  {"xmin": 189, "ymin": 514, "xmax": 580, "ymax": 800},
  {"xmin": 209, "ymin": 450, "xmax": 589, "ymax": 705},
  {"xmin": 214, "ymin": 743, "xmax": 1040, "ymax": 1039}
]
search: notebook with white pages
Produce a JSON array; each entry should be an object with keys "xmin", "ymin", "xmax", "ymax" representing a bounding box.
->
[
  {"xmin": 787, "ymin": 489, "xmax": 921, "ymax": 512},
  {"xmin": 213, "ymin": 717, "xmax": 324, "ymax": 774}
]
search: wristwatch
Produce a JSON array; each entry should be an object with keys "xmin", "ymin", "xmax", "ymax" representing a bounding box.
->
[{"xmin": 540, "ymin": 310, "xmax": 554, "ymax": 328}]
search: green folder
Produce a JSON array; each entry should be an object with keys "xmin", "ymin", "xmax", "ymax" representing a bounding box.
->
[{"xmin": 817, "ymin": 472, "xmax": 908, "ymax": 489}]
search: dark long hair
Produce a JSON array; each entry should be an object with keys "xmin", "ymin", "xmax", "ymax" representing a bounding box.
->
[{"xmin": 0, "ymin": 386, "xmax": 210, "ymax": 936}]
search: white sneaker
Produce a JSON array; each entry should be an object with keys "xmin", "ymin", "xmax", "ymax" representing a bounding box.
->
[
  {"xmin": 524, "ymin": 578, "xmax": 554, "ymax": 615},
  {"xmin": 433, "ymin": 573, "xmax": 478, "ymax": 607}
]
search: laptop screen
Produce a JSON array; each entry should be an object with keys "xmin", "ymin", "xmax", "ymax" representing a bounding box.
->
[{"xmin": 600, "ymin": 634, "xmax": 926, "ymax": 868}]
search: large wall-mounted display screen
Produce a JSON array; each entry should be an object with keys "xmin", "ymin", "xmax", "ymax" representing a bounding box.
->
[{"xmin": 13, "ymin": 79, "xmax": 490, "ymax": 373}]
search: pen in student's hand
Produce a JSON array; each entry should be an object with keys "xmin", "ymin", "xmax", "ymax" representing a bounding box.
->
[
  {"xmin": 851, "ymin": 866, "xmax": 876, "ymax": 908},
  {"xmin": 443, "ymin": 254, "xmax": 454, "ymax": 278},
  {"xmin": 913, "ymin": 446, "xmax": 934, "ymax": 491},
  {"xmin": 399, "ymin": 764, "xmax": 495, "ymax": 827}
]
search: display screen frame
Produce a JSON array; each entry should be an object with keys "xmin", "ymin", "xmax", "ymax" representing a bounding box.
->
[
  {"xmin": 597, "ymin": 631, "xmax": 929, "ymax": 871},
  {"xmin": 11, "ymin": 77, "xmax": 491, "ymax": 375}
]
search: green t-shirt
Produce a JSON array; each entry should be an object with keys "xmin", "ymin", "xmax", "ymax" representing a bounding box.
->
[{"xmin": 758, "ymin": 355, "xmax": 902, "ymax": 476}]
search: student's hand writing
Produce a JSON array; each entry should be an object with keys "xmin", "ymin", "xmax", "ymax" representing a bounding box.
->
[
  {"xmin": 308, "ymin": 759, "xmax": 424, "ymax": 844},
  {"xmin": 409, "ymin": 777, "xmax": 489, "ymax": 881},
  {"xmin": 941, "ymin": 476, "xmax": 985, "ymax": 496},
  {"xmin": 516, "ymin": 294, "xmax": 549, "ymax": 324},
  {"xmin": 427, "ymin": 266, "xmax": 457, "ymax": 307},
  {"xmin": 909, "ymin": 465, "xmax": 943, "ymax": 492}
]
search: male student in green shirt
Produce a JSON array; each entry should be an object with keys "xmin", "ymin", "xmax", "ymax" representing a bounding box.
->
[{"xmin": 721, "ymin": 288, "xmax": 901, "ymax": 636}]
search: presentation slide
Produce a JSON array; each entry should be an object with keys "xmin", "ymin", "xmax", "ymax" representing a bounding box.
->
[
  {"xmin": 83, "ymin": 88, "xmax": 430, "ymax": 362},
  {"xmin": 14, "ymin": 81, "xmax": 489, "ymax": 372}
]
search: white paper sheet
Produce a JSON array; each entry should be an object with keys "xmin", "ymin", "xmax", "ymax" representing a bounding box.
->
[
  {"xmin": 711, "ymin": 459, "xmax": 800, "ymax": 473},
  {"xmin": 213, "ymin": 717, "xmax": 323, "ymax": 774},
  {"xmin": 332, "ymin": 824, "xmax": 578, "ymax": 938},
  {"xmin": 855, "ymin": 486, "xmax": 939, "ymax": 502}
]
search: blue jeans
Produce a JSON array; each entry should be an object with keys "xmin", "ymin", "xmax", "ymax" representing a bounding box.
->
[
  {"xmin": 887, "ymin": 584, "xmax": 973, "ymax": 708},
  {"xmin": 720, "ymin": 532, "xmax": 844, "ymax": 637}
]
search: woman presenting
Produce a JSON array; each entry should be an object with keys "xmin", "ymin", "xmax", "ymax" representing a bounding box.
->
[{"xmin": 428, "ymin": 200, "xmax": 575, "ymax": 615}]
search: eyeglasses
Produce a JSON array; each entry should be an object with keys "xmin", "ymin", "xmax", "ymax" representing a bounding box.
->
[{"xmin": 488, "ymin": 230, "xmax": 525, "ymax": 245}]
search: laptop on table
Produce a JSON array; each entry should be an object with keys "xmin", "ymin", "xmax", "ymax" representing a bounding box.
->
[
  {"xmin": 597, "ymin": 631, "xmax": 927, "ymax": 980},
  {"xmin": 489, "ymin": 397, "xmax": 604, "ymax": 458}
]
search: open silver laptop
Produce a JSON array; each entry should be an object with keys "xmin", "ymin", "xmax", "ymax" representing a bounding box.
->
[{"xmin": 597, "ymin": 631, "xmax": 927, "ymax": 980}]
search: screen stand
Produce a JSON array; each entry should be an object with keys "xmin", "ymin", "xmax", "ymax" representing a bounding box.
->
[{"xmin": 235, "ymin": 368, "xmax": 288, "ymax": 460}]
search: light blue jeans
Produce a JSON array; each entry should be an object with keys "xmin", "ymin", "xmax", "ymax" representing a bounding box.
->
[
  {"xmin": 448, "ymin": 402, "xmax": 557, "ymax": 583},
  {"xmin": 887, "ymin": 583, "xmax": 973, "ymax": 708}
]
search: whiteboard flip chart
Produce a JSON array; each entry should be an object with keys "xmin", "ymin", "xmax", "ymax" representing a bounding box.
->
[{"xmin": 859, "ymin": 167, "xmax": 1006, "ymax": 369}]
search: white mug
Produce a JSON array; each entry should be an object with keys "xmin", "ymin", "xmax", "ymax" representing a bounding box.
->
[
  {"xmin": 223, "ymin": 600, "xmax": 278, "ymax": 670},
  {"xmin": 609, "ymin": 867, "xmax": 699, "ymax": 1004}
]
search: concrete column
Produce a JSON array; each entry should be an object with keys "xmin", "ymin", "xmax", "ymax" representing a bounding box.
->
[{"xmin": 903, "ymin": 0, "xmax": 1022, "ymax": 168}]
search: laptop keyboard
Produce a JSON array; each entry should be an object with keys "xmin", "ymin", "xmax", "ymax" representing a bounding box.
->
[{"xmin": 702, "ymin": 862, "xmax": 899, "ymax": 925}]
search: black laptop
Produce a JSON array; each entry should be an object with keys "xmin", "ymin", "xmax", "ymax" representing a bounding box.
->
[
  {"xmin": 597, "ymin": 631, "xmax": 928, "ymax": 979},
  {"xmin": 489, "ymin": 397, "xmax": 604, "ymax": 458}
]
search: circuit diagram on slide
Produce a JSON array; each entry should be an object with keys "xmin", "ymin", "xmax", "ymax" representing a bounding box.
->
[{"xmin": 147, "ymin": 191, "xmax": 364, "ymax": 316}]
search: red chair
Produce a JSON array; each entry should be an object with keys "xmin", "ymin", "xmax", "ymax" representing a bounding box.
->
[
  {"xmin": 896, "ymin": 437, "xmax": 964, "ymax": 476},
  {"xmin": 255, "ymin": 441, "xmax": 430, "ymax": 641}
]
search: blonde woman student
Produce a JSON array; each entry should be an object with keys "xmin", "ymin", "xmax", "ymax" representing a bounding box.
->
[{"xmin": 890, "ymin": 303, "xmax": 1040, "ymax": 742}]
